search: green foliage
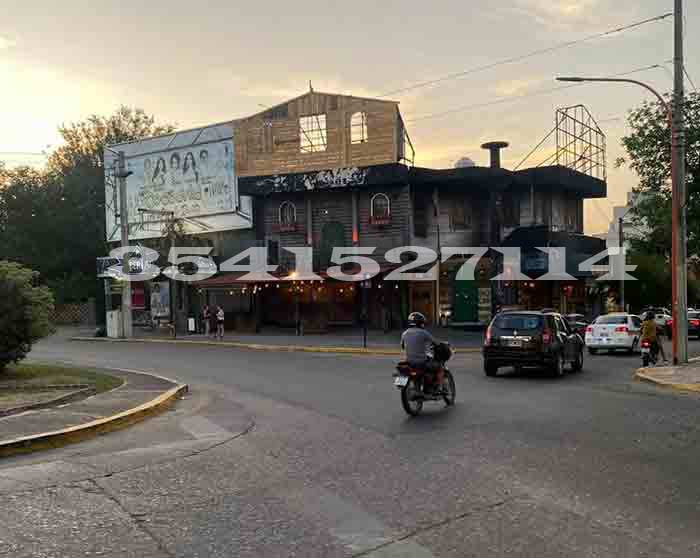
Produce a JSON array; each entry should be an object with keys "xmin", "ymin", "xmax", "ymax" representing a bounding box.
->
[
  {"xmin": 622, "ymin": 251, "xmax": 672, "ymax": 311},
  {"xmin": 0, "ymin": 107, "xmax": 175, "ymax": 303},
  {"xmin": 618, "ymin": 92, "xmax": 700, "ymax": 257},
  {"xmin": 0, "ymin": 261, "xmax": 55, "ymax": 372}
]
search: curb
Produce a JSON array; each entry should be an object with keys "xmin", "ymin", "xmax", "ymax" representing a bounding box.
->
[
  {"xmin": 634, "ymin": 367, "xmax": 700, "ymax": 394},
  {"xmin": 0, "ymin": 379, "xmax": 188, "ymax": 458},
  {"xmin": 0, "ymin": 387, "xmax": 96, "ymax": 418},
  {"xmin": 70, "ymin": 336, "xmax": 482, "ymax": 356}
]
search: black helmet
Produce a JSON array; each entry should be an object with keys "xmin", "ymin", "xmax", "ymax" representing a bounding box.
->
[
  {"xmin": 643, "ymin": 311, "xmax": 655, "ymax": 321},
  {"xmin": 407, "ymin": 312, "xmax": 426, "ymax": 328}
]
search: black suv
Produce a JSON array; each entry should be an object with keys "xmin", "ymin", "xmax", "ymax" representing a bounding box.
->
[{"xmin": 482, "ymin": 311, "xmax": 584, "ymax": 377}]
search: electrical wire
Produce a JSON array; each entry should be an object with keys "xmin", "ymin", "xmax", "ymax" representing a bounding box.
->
[
  {"xmin": 379, "ymin": 13, "xmax": 672, "ymax": 98},
  {"xmin": 683, "ymin": 66, "xmax": 698, "ymax": 92},
  {"xmin": 405, "ymin": 63, "xmax": 664, "ymax": 124}
]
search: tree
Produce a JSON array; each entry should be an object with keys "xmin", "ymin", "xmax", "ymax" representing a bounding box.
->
[
  {"xmin": 0, "ymin": 261, "xmax": 54, "ymax": 372},
  {"xmin": 617, "ymin": 92, "xmax": 700, "ymax": 257},
  {"xmin": 0, "ymin": 107, "xmax": 175, "ymax": 303}
]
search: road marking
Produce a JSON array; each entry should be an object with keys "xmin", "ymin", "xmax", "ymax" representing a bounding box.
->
[
  {"xmin": 363, "ymin": 540, "xmax": 437, "ymax": 558},
  {"xmin": 285, "ymin": 487, "xmax": 436, "ymax": 557},
  {"xmin": 180, "ymin": 415, "xmax": 233, "ymax": 439}
]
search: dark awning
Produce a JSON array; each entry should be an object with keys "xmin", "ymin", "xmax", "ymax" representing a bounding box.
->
[
  {"xmin": 500, "ymin": 226, "xmax": 606, "ymax": 278},
  {"xmin": 239, "ymin": 163, "xmax": 408, "ymax": 196}
]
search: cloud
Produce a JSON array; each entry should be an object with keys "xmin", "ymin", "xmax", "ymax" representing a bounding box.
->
[
  {"xmin": 0, "ymin": 36, "xmax": 16, "ymax": 49},
  {"xmin": 509, "ymin": 0, "xmax": 628, "ymax": 31},
  {"xmin": 492, "ymin": 77, "xmax": 545, "ymax": 97}
]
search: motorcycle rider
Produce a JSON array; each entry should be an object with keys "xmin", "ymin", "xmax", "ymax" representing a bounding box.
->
[
  {"xmin": 401, "ymin": 312, "xmax": 444, "ymax": 392},
  {"xmin": 640, "ymin": 311, "xmax": 659, "ymax": 363}
]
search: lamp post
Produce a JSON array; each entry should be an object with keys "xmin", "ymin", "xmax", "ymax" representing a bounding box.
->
[
  {"xmin": 557, "ymin": 69, "xmax": 687, "ymax": 363},
  {"xmin": 105, "ymin": 147, "xmax": 134, "ymax": 339}
]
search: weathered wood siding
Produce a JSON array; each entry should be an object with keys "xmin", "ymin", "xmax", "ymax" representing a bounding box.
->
[
  {"xmin": 358, "ymin": 186, "xmax": 412, "ymax": 264},
  {"xmin": 235, "ymin": 92, "xmax": 401, "ymax": 177}
]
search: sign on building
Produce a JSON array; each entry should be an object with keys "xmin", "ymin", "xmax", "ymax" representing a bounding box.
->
[{"xmin": 104, "ymin": 122, "xmax": 252, "ymax": 241}]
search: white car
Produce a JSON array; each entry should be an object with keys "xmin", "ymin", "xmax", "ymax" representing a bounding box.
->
[
  {"xmin": 585, "ymin": 313, "xmax": 642, "ymax": 354},
  {"xmin": 653, "ymin": 312, "xmax": 671, "ymax": 332}
]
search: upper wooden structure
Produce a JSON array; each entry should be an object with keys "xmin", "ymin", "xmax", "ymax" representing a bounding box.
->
[{"xmin": 234, "ymin": 91, "xmax": 413, "ymax": 177}]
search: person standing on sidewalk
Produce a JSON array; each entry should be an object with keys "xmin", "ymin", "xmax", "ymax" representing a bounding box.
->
[
  {"xmin": 208, "ymin": 306, "xmax": 218, "ymax": 339},
  {"xmin": 202, "ymin": 305, "xmax": 211, "ymax": 337},
  {"xmin": 216, "ymin": 305, "xmax": 225, "ymax": 340},
  {"xmin": 656, "ymin": 320, "xmax": 669, "ymax": 364}
]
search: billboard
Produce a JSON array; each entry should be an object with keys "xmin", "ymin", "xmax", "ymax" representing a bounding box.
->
[{"xmin": 104, "ymin": 122, "xmax": 252, "ymax": 241}]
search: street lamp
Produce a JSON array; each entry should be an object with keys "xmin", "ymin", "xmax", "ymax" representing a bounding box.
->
[
  {"xmin": 104, "ymin": 146, "xmax": 134, "ymax": 339},
  {"xmin": 556, "ymin": 75, "xmax": 688, "ymax": 363}
]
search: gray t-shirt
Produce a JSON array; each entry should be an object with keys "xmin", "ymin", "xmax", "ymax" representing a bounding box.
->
[{"xmin": 401, "ymin": 328, "xmax": 435, "ymax": 363}]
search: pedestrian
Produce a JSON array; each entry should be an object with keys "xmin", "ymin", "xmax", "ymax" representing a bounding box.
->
[
  {"xmin": 202, "ymin": 305, "xmax": 210, "ymax": 337},
  {"xmin": 656, "ymin": 321, "xmax": 669, "ymax": 364},
  {"xmin": 216, "ymin": 305, "xmax": 225, "ymax": 340},
  {"xmin": 209, "ymin": 306, "xmax": 218, "ymax": 339}
]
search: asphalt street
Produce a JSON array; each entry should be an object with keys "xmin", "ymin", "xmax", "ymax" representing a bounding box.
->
[{"xmin": 2, "ymin": 331, "xmax": 700, "ymax": 557}]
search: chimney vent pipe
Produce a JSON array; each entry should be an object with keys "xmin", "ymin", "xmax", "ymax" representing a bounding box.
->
[{"xmin": 481, "ymin": 141, "xmax": 509, "ymax": 169}]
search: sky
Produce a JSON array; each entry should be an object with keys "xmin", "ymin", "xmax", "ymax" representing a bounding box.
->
[{"xmin": 1, "ymin": 0, "xmax": 698, "ymax": 234}]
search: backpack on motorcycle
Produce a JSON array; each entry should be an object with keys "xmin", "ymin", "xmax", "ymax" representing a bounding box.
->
[{"xmin": 433, "ymin": 342, "xmax": 452, "ymax": 363}]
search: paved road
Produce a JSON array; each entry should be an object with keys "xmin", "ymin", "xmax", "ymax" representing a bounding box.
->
[{"xmin": 2, "ymin": 332, "xmax": 700, "ymax": 557}]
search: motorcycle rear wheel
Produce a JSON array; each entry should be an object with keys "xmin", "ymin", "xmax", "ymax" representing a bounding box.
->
[
  {"xmin": 401, "ymin": 378, "xmax": 423, "ymax": 416},
  {"xmin": 442, "ymin": 370, "xmax": 456, "ymax": 406}
]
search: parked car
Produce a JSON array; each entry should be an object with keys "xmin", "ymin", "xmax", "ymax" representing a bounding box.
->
[
  {"xmin": 483, "ymin": 311, "xmax": 584, "ymax": 377},
  {"xmin": 666, "ymin": 311, "xmax": 700, "ymax": 339},
  {"xmin": 585, "ymin": 313, "xmax": 642, "ymax": 354},
  {"xmin": 564, "ymin": 313, "xmax": 589, "ymax": 338}
]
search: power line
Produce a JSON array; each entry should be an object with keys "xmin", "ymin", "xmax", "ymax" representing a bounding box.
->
[
  {"xmin": 405, "ymin": 63, "xmax": 664, "ymax": 124},
  {"xmin": 683, "ymin": 65, "xmax": 698, "ymax": 92},
  {"xmin": 379, "ymin": 13, "xmax": 672, "ymax": 98}
]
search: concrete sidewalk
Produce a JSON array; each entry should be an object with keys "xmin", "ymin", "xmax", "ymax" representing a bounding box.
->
[
  {"xmin": 0, "ymin": 368, "xmax": 187, "ymax": 456},
  {"xmin": 635, "ymin": 364, "xmax": 700, "ymax": 393},
  {"xmin": 71, "ymin": 325, "xmax": 485, "ymax": 355}
]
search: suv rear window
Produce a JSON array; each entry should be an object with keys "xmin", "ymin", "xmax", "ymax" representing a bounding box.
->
[
  {"xmin": 494, "ymin": 314, "xmax": 543, "ymax": 330},
  {"xmin": 595, "ymin": 316, "xmax": 627, "ymax": 325}
]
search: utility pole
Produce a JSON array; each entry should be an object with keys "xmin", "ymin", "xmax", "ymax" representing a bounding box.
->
[
  {"xmin": 619, "ymin": 216, "xmax": 625, "ymax": 312},
  {"xmin": 672, "ymin": 0, "xmax": 688, "ymax": 363},
  {"xmin": 117, "ymin": 151, "xmax": 133, "ymax": 339}
]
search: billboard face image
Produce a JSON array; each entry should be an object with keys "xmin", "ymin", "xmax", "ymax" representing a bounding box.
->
[{"xmin": 105, "ymin": 123, "xmax": 252, "ymax": 241}]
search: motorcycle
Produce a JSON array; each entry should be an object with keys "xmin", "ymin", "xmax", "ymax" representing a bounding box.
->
[
  {"xmin": 393, "ymin": 342, "xmax": 456, "ymax": 416},
  {"xmin": 640, "ymin": 338, "xmax": 658, "ymax": 367}
]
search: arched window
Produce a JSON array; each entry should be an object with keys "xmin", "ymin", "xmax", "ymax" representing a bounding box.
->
[
  {"xmin": 279, "ymin": 201, "xmax": 296, "ymax": 225},
  {"xmin": 350, "ymin": 112, "xmax": 368, "ymax": 144},
  {"xmin": 370, "ymin": 193, "xmax": 390, "ymax": 222}
]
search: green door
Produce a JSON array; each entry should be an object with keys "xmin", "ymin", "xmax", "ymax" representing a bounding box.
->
[
  {"xmin": 453, "ymin": 280, "xmax": 479, "ymax": 322},
  {"xmin": 319, "ymin": 222, "xmax": 345, "ymax": 269}
]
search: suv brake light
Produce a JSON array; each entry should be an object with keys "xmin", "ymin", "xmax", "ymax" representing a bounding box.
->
[
  {"xmin": 484, "ymin": 325, "xmax": 492, "ymax": 346},
  {"xmin": 615, "ymin": 326, "xmax": 628, "ymax": 333},
  {"xmin": 585, "ymin": 325, "xmax": 593, "ymax": 333},
  {"xmin": 542, "ymin": 329, "xmax": 552, "ymax": 344}
]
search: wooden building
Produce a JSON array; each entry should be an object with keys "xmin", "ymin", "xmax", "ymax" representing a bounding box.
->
[{"xmin": 180, "ymin": 90, "xmax": 607, "ymax": 332}]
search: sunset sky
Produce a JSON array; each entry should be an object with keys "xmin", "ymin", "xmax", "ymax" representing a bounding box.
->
[{"xmin": 2, "ymin": 0, "xmax": 697, "ymax": 234}]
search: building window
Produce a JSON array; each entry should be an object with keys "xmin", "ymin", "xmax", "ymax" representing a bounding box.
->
[
  {"xmin": 299, "ymin": 114, "xmax": 327, "ymax": 153},
  {"xmin": 370, "ymin": 193, "xmax": 391, "ymax": 224},
  {"xmin": 351, "ymin": 112, "xmax": 368, "ymax": 144},
  {"xmin": 279, "ymin": 201, "xmax": 296, "ymax": 225},
  {"xmin": 450, "ymin": 201, "xmax": 471, "ymax": 231}
]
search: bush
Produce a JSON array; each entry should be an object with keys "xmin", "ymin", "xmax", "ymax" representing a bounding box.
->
[{"xmin": 0, "ymin": 261, "xmax": 55, "ymax": 372}]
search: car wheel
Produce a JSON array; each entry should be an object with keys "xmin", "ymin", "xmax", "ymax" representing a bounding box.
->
[
  {"xmin": 484, "ymin": 362, "xmax": 498, "ymax": 377},
  {"xmin": 588, "ymin": 347, "xmax": 598, "ymax": 355},
  {"xmin": 571, "ymin": 349, "xmax": 584, "ymax": 372},
  {"xmin": 551, "ymin": 352, "xmax": 565, "ymax": 377}
]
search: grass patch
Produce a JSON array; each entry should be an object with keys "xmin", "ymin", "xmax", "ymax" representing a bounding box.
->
[{"xmin": 0, "ymin": 363, "xmax": 123, "ymax": 394}]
